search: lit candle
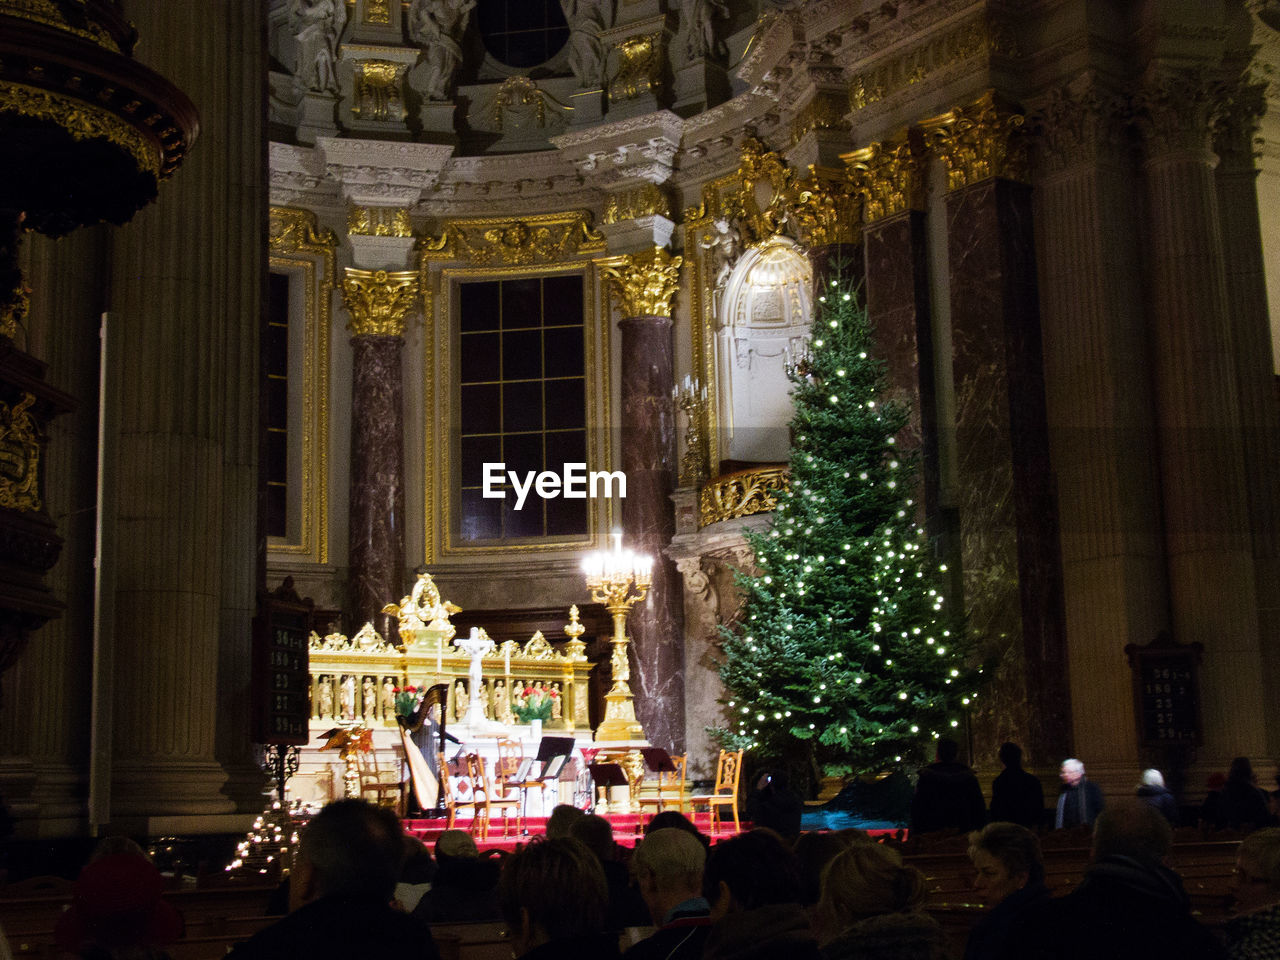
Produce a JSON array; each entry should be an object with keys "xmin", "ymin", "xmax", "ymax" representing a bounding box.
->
[{"xmin": 504, "ymin": 646, "xmax": 510, "ymax": 676}]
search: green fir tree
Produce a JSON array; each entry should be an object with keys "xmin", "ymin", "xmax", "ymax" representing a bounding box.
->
[{"xmin": 716, "ymin": 274, "xmax": 977, "ymax": 778}]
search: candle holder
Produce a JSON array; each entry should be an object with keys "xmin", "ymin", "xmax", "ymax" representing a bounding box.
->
[
  {"xmin": 583, "ymin": 532, "xmax": 653, "ymax": 742},
  {"xmin": 673, "ymin": 375, "xmax": 708, "ymax": 486}
]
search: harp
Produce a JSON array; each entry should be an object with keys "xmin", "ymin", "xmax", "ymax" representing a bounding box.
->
[{"xmin": 398, "ymin": 682, "xmax": 451, "ymax": 815}]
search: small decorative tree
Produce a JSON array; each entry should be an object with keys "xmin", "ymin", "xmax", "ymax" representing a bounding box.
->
[{"xmin": 716, "ymin": 273, "xmax": 977, "ymax": 779}]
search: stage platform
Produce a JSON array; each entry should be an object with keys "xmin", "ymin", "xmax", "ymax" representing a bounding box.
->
[{"xmin": 403, "ymin": 810, "xmax": 738, "ymax": 853}]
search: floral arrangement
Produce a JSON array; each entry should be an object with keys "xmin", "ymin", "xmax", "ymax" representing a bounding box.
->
[
  {"xmin": 512, "ymin": 683, "xmax": 558, "ymax": 723},
  {"xmin": 392, "ymin": 685, "xmax": 420, "ymax": 719}
]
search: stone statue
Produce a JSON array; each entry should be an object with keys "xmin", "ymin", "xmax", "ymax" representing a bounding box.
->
[
  {"xmin": 362, "ymin": 677, "xmax": 376, "ymax": 720},
  {"xmin": 550, "ymin": 682, "xmax": 563, "ymax": 721},
  {"xmin": 559, "ymin": 0, "xmax": 610, "ymax": 88},
  {"xmin": 290, "ymin": 0, "xmax": 345, "ymax": 94},
  {"xmin": 381, "ymin": 677, "xmax": 396, "ymax": 719},
  {"xmin": 700, "ymin": 215, "xmax": 742, "ymax": 285},
  {"xmin": 454, "ymin": 679, "xmax": 469, "ymax": 721},
  {"xmin": 340, "ymin": 674, "xmax": 356, "ymax": 720},
  {"xmin": 494, "ymin": 680, "xmax": 514, "ymax": 725},
  {"xmin": 317, "ymin": 676, "xmax": 333, "ymax": 718},
  {"xmin": 682, "ymin": 0, "xmax": 728, "ymax": 60},
  {"xmin": 408, "ymin": 0, "xmax": 476, "ymax": 101}
]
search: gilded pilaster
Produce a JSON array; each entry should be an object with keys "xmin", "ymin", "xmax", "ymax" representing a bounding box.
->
[
  {"xmin": 918, "ymin": 90, "xmax": 1033, "ymax": 190},
  {"xmin": 341, "ymin": 268, "xmax": 419, "ymax": 338},
  {"xmin": 845, "ymin": 138, "xmax": 925, "ymax": 224},
  {"xmin": 602, "ymin": 247, "xmax": 681, "ymax": 318}
]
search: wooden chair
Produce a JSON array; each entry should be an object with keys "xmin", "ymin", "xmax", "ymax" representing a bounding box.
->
[
  {"xmin": 438, "ymin": 751, "xmax": 480, "ymax": 832},
  {"xmin": 688, "ymin": 749, "xmax": 743, "ymax": 835},
  {"xmin": 468, "ymin": 753, "xmax": 522, "ymax": 839},
  {"xmin": 356, "ymin": 745, "xmax": 404, "ymax": 815},
  {"xmin": 495, "ymin": 738, "xmax": 523, "ymax": 793},
  {"xmin": 638, "ymin": 753, "xmax": 688, "ymax": 814}
]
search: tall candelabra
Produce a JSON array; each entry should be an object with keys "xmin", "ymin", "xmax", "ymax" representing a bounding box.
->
[
  {"xmin": 583, "ymin": 532, "xmax": 653, "ymax": 742},
  {"xmin": 673, "ymin": 374, "xmax": 708, "ymax": 486}
]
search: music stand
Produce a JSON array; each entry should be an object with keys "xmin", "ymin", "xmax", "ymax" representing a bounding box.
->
[
  {"xmin": 509, "ymin": 736, "xmax": 575, "ymax": 823},
  {"xmin": 588, "ymin": 762, "xmax": 630, "ymax": 814},
  {"xmin": 639, "ymin": 747, "xmax": 676, "ymax": 774}
]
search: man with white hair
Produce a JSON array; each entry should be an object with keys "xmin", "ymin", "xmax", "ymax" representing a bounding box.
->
[
  {"xmin": 624, "ymin": 828, "xmax": 713, "ymax": 960},
  {"xmin": 1136, "ymin": 768, "xmax": 1178, "ymax": 825},
  {"xmin": 1055, "ymin": 758, "xmax": 1104, "ymax": 829}
]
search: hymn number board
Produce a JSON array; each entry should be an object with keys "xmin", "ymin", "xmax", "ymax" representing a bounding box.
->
[
  {"xmin": 253, "ymin": 581, "xmax": 313, "ymax": 745},
  {"xmin": 1125, "ymin": 633, "xmax": 1203, "ymax": 747}
]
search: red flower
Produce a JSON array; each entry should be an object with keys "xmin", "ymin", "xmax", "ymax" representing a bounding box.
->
[
  {"xmin": 392, "ymin": 686, "xmax": 401, "ymax": 693},
  {"xmin": 407, "ymin": 685, "xmax": 417, "ymax": 693}
]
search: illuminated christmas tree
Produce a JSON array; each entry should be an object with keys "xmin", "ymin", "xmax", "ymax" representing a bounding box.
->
[{"xmin": 717, "ymin": 274, "xmax": 977, "ymax": 777}]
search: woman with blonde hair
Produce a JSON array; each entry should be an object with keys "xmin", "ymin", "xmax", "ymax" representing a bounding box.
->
[{"xmin": 815, "ymin": 841, "xmax": 947, "ymax": 959}]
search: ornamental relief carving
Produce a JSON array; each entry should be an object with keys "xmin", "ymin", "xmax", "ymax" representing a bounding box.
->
[
  {"xmin": 421, "ymin": 211, "xmax": 606, "ymax": 266},
  {"xmin": 0, "ymin": 393, "xmax": 42, "ymax": 513}
]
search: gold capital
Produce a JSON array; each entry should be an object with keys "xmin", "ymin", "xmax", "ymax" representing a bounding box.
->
[
  {"xmin": 918, "ymin": 90, "xmax": 1031, "ymax": 191},
  {"xmin": 603, "ymin": 247, "xmax": 683, "ymax": 319},
  {"xmin": 844, "ymin": 137, "xmax": 924, "ymax": 224},
  {"xmin": 341, "ymin": 268, "xmax": 420, "ymax": 337}
]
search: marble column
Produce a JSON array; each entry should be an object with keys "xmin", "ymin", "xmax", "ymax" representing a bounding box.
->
[
  {"xmin": 604, "ymin": 248, "xmax": 685, "ymax": 753},
  {"xmin": 1134, "ymin": 70, "xmax": 1267, "ymax": 758},
  {"xmin": 342, "ymin": 269, "xmax": 418, "ymax": 643},
  {"xmin": 1212, "ymin": 80, "xmax": 1280, "ymax": 754},
  {"xmin": 105, "ymin": 0, "xmax": 263, "ymax": 819},
  {"xmin": 920, "ymin": 93, "xmax": 1070, "ymax": 762},
  {"xmin": 1030, "ymin": 81, "xmax": 1168, "ymax": 773}
]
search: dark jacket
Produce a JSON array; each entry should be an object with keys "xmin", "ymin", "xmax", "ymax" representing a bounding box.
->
[
  {"xmin": 1213, "ymin": 781, "xmax": 1272, "ymax": 831},
  {"xmin": 963, "ymin": 881, "xmax": 1050, "ymax": 960},
  {"xmin": 989, "ymin": 767, "xmax": 1045, "ymax": 828},
  {"xmin": 1136, "ymin": 784, "xmax": 1178, "ymax": 826},
  {"xmin": 745, "ymin": 783, "xmax": 804, "ymax": 840},
  {"xmin": 518, "ymin": 933, "xmax": 621, "ymax": 960},
  {"xmin": 1054, "ymin": 780, "xmax": 1104, "ymax": 828},
  {"xmin": 1002, "ymin": 854, "xmax": 1228, "ymax": 960},
  {"xmin": 910, "ymin": 761, "xmax": 986, "ymax": 834},
  {"xmin": 411, "ymin": 855, "xmax": 502, "ymax": 924},
  {"xmin": 227, "ymin": 893, "xmax": 438, "ymax": 960},
  {"xmin": 821, "ymin": 911, "xmax": 949, "ymax": 960},
  {"xmin": 623, "ymin": 910, "xmax": 713, "ymax": 960},
  {"xmin": 703, "ymin": 903, "xmax": 822, "ymax": 960}
]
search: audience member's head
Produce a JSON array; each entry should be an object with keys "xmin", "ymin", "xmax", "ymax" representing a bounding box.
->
[
  {"xmin": 1060, "ymin": 758, "xmax": 1085, "ymax": 786},
  {"xmin": 816, "ymin": 841, "xmax": 926, "ymax": 940},
  {"xmin": 1229, "ymin": 756, "xmax": 1257, "ymax": 786},
  {"xmin": 1091, "ymin": 798, "xmax": 1172, "ymax": 865},
  {"xmin": 1140, "ymin": 769, "xmax": 1166, "ymax": 788},
  {"xmin": 400, "ymin": 833, "xmax": 436, "ymax": 884},
  {"xmin": 435, "ymin": 828, "xmax": 480, "ymax": 864},
  {"xmin": 1233, "ymin": 827, "xmax": 1280, "ymax": 914},
  {"xmin": 289, "ymin": 798, "xmax": 405, "ymax": 911},
  {"xmin": 631, "ymin": 828, "xmax": 707, "ymax": 925},
  {"xmin": 569, "ymin": 813, "xmax": 618, "ymax": 863},
  {"xmin": 936, "ymin": 738, "xmax": 960, "ymax": 764},
  {"xmin": 54, "ymin": 853, "xmax": 183, "ymax": 956},
  {"xmin": 793, "ymin": 830, "xmax": 856, "ymax": 906},
  {"xmin": 645, "ymin": 810, "xmax": 710, "ymax": 848},
  {"xmin": 998, "ymin": 742, "xmax": 1023, "ymax": 769},
  {"xmin": 703, "ymin": 829, "xmax": 805, "ymax": 919},
  {"xmin": 498, "ymin": 838, "xmax": 608, "ymax": 954},
  {"xmin": 967, "ymin": 822, "xmax": 1043, "ymax": 906},
  {"xmin": 89, "ymin": 836, "xmax": 149, "ymax": 863},
  {"xmin": 545, "ymin": 803, "xmax": 588, "ymax": 839}
]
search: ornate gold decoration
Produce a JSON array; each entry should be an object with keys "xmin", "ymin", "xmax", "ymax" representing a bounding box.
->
[
  {"xmin": 918, "ymin": 90, "xmax": 1031, "ymax": 190},
  {"xmin": 844, "ymin": 137, "xmax": 924, "ymax": 223},
  {"xmin": 602, "ymin": 247, "xmax": 682, "ymax": 318},
  {"xmin": 848, "ymin": 14, "xmax": 1015, "ymax": 112},
  {"xmin": 523, "ymin": 632, "xmax": 555, "ymax": 660},
  {"xmin": 674, "ymin": 377, "xmax": 708, "ymax": 485},
  {"xmin": 0, "ymin": 81, "xmax": 161, "ymax": 178},
  {"xmin": 791, "ymin": 90, "xmax": 849, "ymax": 145},
  {"xmin": 0, "ymin": 0, "xmax": 122, "ymax": 52},
  {"xmin": 268, "ymin": 207, "xmax": 336, "ymax": 565},
  {"xmin": 563, "ymin": 605, "xmax": 587, "ymax": 659},
  {"xmin": 364, "ymin": 0, "xmax": 391, "ymax": 24},
  {"xmin": 0, "ymin": 283, "xmax": 29, "ymax": 341},
  {"xmin": 790, "ymin": 167, "xmax": 861, "ymax": 246},
  {"xmin": 423, "ymin": 211, "xmax": 606, "ymax": 267},
  {"xmin": 584, "ymin": 534, "xmax": 652, "ymax": 742},
  {"xmin": 698, "ymin": 465, "xmax": 790, "ymax": 527},
  {"xmin": 608, "ymin": 32, "xmax": 663, "ymax": 104},
  {"xmin": 383, "ymin": 570, "xmax": 461, "ymax": 647},
  {"xmin": 736, "ymin": 134, "xmax": 796, "ymax": 241},
  {"xmin": 493, "ymin": 76, "xmax": 545, "ymax": 129},
  {"xmin": 352, "ymin": 60, "xmax": 407, "ymax": 122},
  {"xmin": 603, "ymin": 183, "xmax": 671, "ymax": 224},
  {"xmin": 0, "ymin": 392, "xmax": 42, "ymax": 513},
  {"xmin": 348, "ymin": 205, "xmax": 412, "ymax": 237},
  {"xmin": 342, "ymin": 268, "xmax": 420, "ymax": 337}
]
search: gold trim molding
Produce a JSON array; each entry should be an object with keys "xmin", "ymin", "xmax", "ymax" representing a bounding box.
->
[
  {"xmin": 342, "ymin": 268, "xmax": 420, "ymax": 337},
  {"xmin": 844, "ymin": 137, "xmax": 924, "ymax": 223},
  {"xmin": 919, "ymin": 90, "xmax": 1031, "ymax": 190},
  {"xmin": 419, "ymin": 210, "xmax": 606, "ymax": 268},
  {"xmin": 268, "ymin": 206, "xmax": 335, "ymax": 565},
  {"xmin": 698, "ymin": 465, "xmax": 789, "ymax": 528},
  {"xmin": 603, "ymin": 183, "xmax": 671, "ymax": 225},
  {"xmin": 0, "ymin": 81, "xmax": 161, "ymax": 178},
  {"xmin": 348, "ymin": 205, "xmax": 412, "ymax": 237},
  {"xmin": 0, "ymin": 0, "xmax": 122, "ymax": 52},
  {"xmin": 352, "ymin": 60, "xmax": 407, "ymax": 122},
  {"xmin": 602, "ymin": 247, "xmax": 682, "ymax": 319},
  {"xmin": 609, "ymin": 33, "xmax": 663, "ymax": 104},
  {"xmin": 791, "ymin": 167, "xmax": 861, "ymax": 247},
  {"xmin": 0, "ymin": 392, "xmax": 42, "ymax": 513}
]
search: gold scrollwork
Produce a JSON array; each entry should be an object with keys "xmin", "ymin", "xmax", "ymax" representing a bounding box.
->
[
  {"xmin": 603, "ymin": 182, "xmax": 671, "ymax": 224},
  {"xmin": 493, "ymin": 76, "xmax": 546, "ymax": 130},
  {"xmin": 342, "ymin": 268, "xmax": 420, "ymax": 337},
  {"xmin": 0, "ymin": 81, "xmax": 160, "ymax": 178},
  {"xmin": 843, "ymin": 137, "xmax": 923, "ymax": 223},
  {"xmin": 352, "ymin": 60, "xmax": 407, "ymax": 122},
  {"xmin": 790, "ymin": 168, "xmax": 861, "ymax": 247},
  {"xmin": 348, "ymin": 205, "xmax": 412, "ymax": 237},
  {"xmin": 736, "ymin": 134, "xmax": 796, "ymax": 242},
  {"xmin": 918, "ymin": 90, "xmax": 1031, "ymax": 190},
  {"xmin": 0, "ymin": 0, "xmax": 121, "ymax": 52},
  {"xmin": 423, "ymin": 211, "xmax": 606, "ymax": 267},
  {"xmin": 698, "ymin": 465, "xmax": 790, "ymax": 528},
  {"xmin": 270, "ymin": 206, "xmax": 340, "ymax": 253},
  {"xmin": 608, "ymin": 32, "xmax": 663, "ymax": 104},
  {"xmin": 601, "ymin": 247, "xmax": 682, "ymax": 318},
  {"xmin": 364, "ymin": 0, "xmax": 391, "ymax": 24},
  {"xmin": 0, "ymin": 392, "xmax": 42, "ymax": 513}
]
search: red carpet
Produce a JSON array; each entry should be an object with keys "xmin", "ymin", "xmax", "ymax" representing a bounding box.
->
[{"xmin": 403, "ymin": 811, "xmax": 739, "ymax": 852}]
